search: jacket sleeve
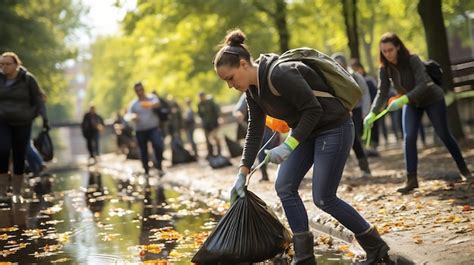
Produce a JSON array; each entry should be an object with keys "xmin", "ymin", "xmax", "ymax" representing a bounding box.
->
[
  {"xmin": 406, "ymin": 55, "xmax": 433, "ymax": 104},
  {"xmin": 240, "ymin": 92, "xmax": 265, "ymax": 169},
  {"xmin": 370, "ymin": 67, "xmax": 391, "ymax": 114},
  {"xmin": 27, "ymin": 73, "xmax": 46, "ymax": 119},
  {"xmin": 271, "ymin": 64, "xmax": 322, "ymax": 143}
]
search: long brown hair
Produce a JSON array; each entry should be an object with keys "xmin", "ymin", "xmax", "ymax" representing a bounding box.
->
[{"xmin": 379, "ymin": 32, "xmax": 410, "ymax": 68}]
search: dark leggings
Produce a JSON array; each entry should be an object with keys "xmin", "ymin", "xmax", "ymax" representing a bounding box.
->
[
  {"xmin": 0, "ymin": 120, "xmax": 32, "ymax": 175},
  {"xmin": 403, "ymin": 99, "xmax": 469, "ymax": 175}
]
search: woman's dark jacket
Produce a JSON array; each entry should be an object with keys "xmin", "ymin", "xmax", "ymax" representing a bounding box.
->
[
  {"xmin": 0, "ymin": 67, "xmax": 44, "ymax": 126},
  {"xmin": 240, "ymin": 54, "xmax": 349, "ymax": 169},
  {"xmin": 371, "ymin": 54, "xmax": 445, "ymax": 114}
]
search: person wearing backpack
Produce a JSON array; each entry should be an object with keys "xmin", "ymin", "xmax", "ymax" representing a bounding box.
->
[
  {"xmin": 363, "ymin": 32, "xmax": 472, "ymax": 194},
  {"xmin": 0, "ymin": 52, "xmax": 46, "ymax": 203},
  {"xmin": 214, "ymin": 29, "xmax": 390, "ymax": 265}
]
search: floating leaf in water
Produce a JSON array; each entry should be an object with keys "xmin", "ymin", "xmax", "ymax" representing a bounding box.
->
[
  {"xmin": 51, "ymin": 257, "xmax": 71, "ymax": 263},
  {"xmin": 22, "ymin": 229, "xmax": 44, "ymax": 239},
  {"xmin": 140, "ymin": 244, "xmax": 163, "ymax": 254},
  {"xmin": 143, "ymin": 259, "xmax": 168, "ymax": 265},
  {"xmin": 41, "ymin": 204, "xmax": 63, "ymax": 215},
  {"xmin": 0, "ymin": 227, "xmax": 18, "ymax": 232}
]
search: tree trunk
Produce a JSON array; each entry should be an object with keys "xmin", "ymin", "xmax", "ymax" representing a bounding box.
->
[
  {"xmin": 418, "ymin": 0, "xmax": 465, "ymax": 139},
  {"xmin": 253, "ymin": 0, "xmax": 289, "ymax": 53},
  {"xmin": 359, "ymin": 2, "xmax": 376, "ymax": 76},
  {"xmin": 342, "ymin": 0, "xmax": 360, "ymax": 60},
  {"xmin": 275, "ymin": 0, "xmax": 289, "ymax": 52}
]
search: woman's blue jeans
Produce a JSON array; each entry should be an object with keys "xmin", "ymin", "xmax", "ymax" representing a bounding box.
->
[
  {"xmin": 275, "ymin": 118, "xmax": 370, "ymax": 234},
  {"xmin": 403, "ymin": 99, "xmax": 469, "ymax": 175}
]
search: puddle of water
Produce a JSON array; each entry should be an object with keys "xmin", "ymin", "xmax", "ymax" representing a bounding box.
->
[
  {"xmin": 0, "ymin": 169, "xmax": 352, "ymax": 264},
  {"xmin": 0, "ymin": 170, "xmax": 224, "ymax": 264}
]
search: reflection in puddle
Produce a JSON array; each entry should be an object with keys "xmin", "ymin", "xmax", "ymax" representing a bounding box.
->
[
  {"xmin": 0, "ymin": 169, "xmax": 352, "ymax": 264},
  {"xmin": 0, "ymin": 169, "xmax": 225, "ymax": 264}
]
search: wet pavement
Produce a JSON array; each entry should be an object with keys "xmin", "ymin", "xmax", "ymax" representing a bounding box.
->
[
  {"xmin": 0, "ymin": 169, "xmax": 227, "ymax": 264},
  {"xmin": 0, "ymin": 167, "xmax": 356, "ymax": 265}
]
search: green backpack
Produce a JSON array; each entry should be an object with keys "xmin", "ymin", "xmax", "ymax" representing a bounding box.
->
[{"xmin": 266, "ymin": 47, "xmax": 362, "ymax": 111}]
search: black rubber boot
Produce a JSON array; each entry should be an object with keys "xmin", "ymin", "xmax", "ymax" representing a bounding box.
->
[
  {"xmin": 355, "ymin": 225, "xmax": 390, "ymax": 265},
  {"xmin": 291, "ymin": 231, "xmax": 316, "ymax": 265},
  {"xmin": 396, "ymin": 173, "xmax": 418, "ymax": 194},
  {"xmin": 358, "ymin": 158, "xmax": 372, "ymax": 178}
]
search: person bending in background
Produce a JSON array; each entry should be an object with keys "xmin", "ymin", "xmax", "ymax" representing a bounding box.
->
[{"xmin": 364, "ymin": 32, "xmax": 472, "ymax": 194}]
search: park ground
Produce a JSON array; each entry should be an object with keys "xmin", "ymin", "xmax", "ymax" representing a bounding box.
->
[{"xmin": 93, "ymin": 127, "xmax": 474, "ymax": 265}]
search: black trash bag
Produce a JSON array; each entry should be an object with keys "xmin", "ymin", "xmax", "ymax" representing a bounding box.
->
[
  {"xmin": 171, "ymin": 138, "xmax": 196, "ymax": 165},
  {"xmin": 126, "ymin": 146, "xmax": 141, "ymax": 160},
  {"xmin": 33, "ymin": 129, "xmax": 54, "ymax": 162},
  {"xmin": 192, "ymin": 190, "xmax": 292, "ymax": 264},
  {"xmin": 207, "ymin": 155, "xmax": 232, "ymax": 169},
  {"xmin": 224, "ymin": 135, "xmax": 243, "ymax": 158}
]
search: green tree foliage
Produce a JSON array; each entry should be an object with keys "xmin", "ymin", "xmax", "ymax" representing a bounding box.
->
[
  {"xmin": 85, "ymin": 0, "xmax": 472, "ymax": 118},
  {"xmin": 0, "ymin": 0, "xmax": 86, "ymax": 122}
]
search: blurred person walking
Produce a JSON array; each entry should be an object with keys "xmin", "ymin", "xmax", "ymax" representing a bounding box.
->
[
  {"xmin": 183, "ymin": 98, "xmax": 198, "ymax": 157},
  {"xmin": 197, "ymin": 91, "xmax": 222, "ymax": 158},
  {"xmin": 128, "ymin": 82, "xmax": 165, "ymax": 177},
  {"xmin": 0, "ymin": 52, "xmax": 46, "ymax": 203},
  {"xmin": 81, "ymin": 105, "xmax": 105, "ymax": 164}
]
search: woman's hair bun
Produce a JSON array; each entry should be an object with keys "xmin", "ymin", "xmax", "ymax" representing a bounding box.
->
[{"xmin": 225, "ymin": 29, "xmax": 246, "ymax": 46}]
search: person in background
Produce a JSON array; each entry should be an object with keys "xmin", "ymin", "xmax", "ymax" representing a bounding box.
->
[
  {"xmin": 81, "ymin": 105, "xmax": 105, "ymax": 164},
  {"xmin": 197, "ymin": 91, "xmax": 222, "ymax": 158},
  {"xmin": 350, "ymin": 59, "xmax": 386, "ymax": 155},
  {"xmin": 26, "ymin": 91, "xmax": 50, "ymax": 177},
  {"xmin": 128, "ymin": 82, "xmax": 165, "ymax": 177},
  {"xmin": 333, "ymin": 53, "xmax": 372, "ymax": 178},
  {"xmin": 167, "ymin": 96, "xmax": 184, "ymax": 143},
  {"xmin": 364, "ymin": 32, "xmax": 472, "ymax": 194},
  {"xmin": 214, "ymin": 29, "xmax": 390, "ymax": 264},
  {"xmin": 0, "ymin": 52, "xmax": 46, "ymax": 203},
  {"xmin": 183, "ymin": 98, "xmax": 198, "ymax": 157}
]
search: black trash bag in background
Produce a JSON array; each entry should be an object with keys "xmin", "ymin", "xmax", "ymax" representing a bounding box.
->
[
  {"xmin": 192, "ymin": 190, "xmax": 291, "ymax": 264},
  {"xmin": 171, "ymin": 138, "xmax": 196, "ymax": 165},
  {"xmin": 224, "ymin": 135, "xmax": 243, "ymax": 158},
  {"xmin": 33, "ymin": 129, "xmax": 54, "ymax": 162},
  {"xmin": 207, "ymin": 155, "xmax": 232, "ymax": 169}
]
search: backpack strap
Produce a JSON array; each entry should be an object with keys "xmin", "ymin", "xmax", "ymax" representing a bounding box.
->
[{"xmin": 266, "ymin": 60, "xmax": 335, "ymax": 98}]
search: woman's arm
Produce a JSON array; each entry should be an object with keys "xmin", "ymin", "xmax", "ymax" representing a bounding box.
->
[
  {"xmin": 370, "ymin": 67, "xmax": 391, "ymax": 113},
  {"xmin": 239, "ymin": 93, "xmax": 265, "ymax": 169}
]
